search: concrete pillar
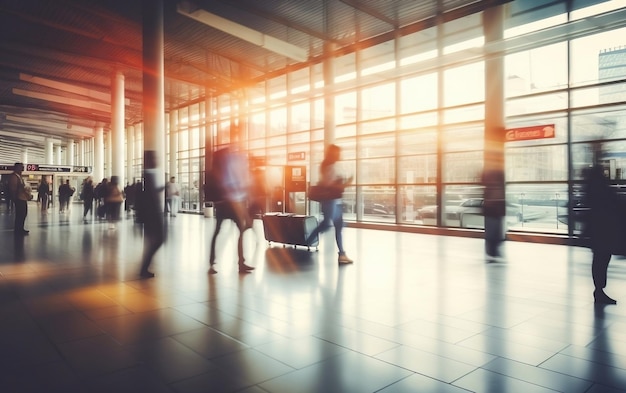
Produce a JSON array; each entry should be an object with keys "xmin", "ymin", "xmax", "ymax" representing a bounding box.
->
[
  {"xmin": 111, "ymin": 70, "xmax": 125, "ymax": 187},
  {"xmin": 106, "ymin": 131, "xmax": 112, "ymax": 179},
  {"xmin": 77, "ymin": 140, "xmax": 84, "ymax": 166},
  {"xmin": 169, "ymin": 109, "xmax": 178, "ymax": 180},
  {"xmin": 323, "ymin": 42, "xmax": 337, "ymax": 149},
  {"xmin": 54, "ymin": 145, "xmax": 62, "ymax": 165},
  {"xmin": 127, "ymin": 125, "xmax": 135, "ymax": 182},
  {"xmin": 94, "ymin": 127, "xmax": 104, "ymax": 182},
  {"xmin": 45, "ymin": 139, "xmax": 54, "ymax": 164},
  {"xmin": 143, "ymin": 0, "xmax": 166, "ymax": 195},
  {"xmin": 66, "ymin": 139, "xmax": 75, "ymax": 167},
  {"xmin": 483, "ymin": 5, "xmax": 505, "ymax": 248},
  {"xmin": 483, "ymin": 6, "xmax": 505, "ymax": 160}
]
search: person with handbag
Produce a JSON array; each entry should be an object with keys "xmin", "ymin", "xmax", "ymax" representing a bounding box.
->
[{"xmin": 306, "ymin": 144, "xmax": 354, "ymax": 264}]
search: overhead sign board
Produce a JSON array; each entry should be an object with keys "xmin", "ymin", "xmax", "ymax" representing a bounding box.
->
[
  {"xmin": 28, "ymin": 164, "xmax": 72, "ymax": 172},
  {"xmin": 1, "ymin": 163, "xmax": 91, "ymax": 173},
  {"xmin": 72, "ymin": 166, "xmax": 92, "ymax": 173},
  {"xmin": 505, "ymin": 124, "xmax": 555, "ymax": 142},
  {"xmin": 288, "ymin": 151, "xmax": 306, "ymax": 161}
]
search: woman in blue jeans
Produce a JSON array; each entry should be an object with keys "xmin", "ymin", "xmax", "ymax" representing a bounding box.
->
[{"xmin": 307, "ymin": 144, "xmax": 353, "ymax": 264}]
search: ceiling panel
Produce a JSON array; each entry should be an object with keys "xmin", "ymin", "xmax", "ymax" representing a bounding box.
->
[{"xmin": 0, "ymin": 0, "xmax": 506, "ymax": 163}]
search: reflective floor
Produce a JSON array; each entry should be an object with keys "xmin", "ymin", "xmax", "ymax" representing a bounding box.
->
[{"xmin": 1, "ymin": 202, "xmax": 626, "ymax": 393}]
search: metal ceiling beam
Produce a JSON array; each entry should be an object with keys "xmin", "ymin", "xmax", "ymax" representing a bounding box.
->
[
  {"xmin": 177, "ymin": 1, "xmax": 309, "ymax": 62},
  {"xmin": 12, "ymin": 88, "xmax": 111, "ymax": 113},
  {"xmin": 5, "ymin": 115, "xmax": 94, "ymax": 135},
  {"xmin": 19, "ymin": 73, "xmax": 130, "ymax": 105},
  {"xmin": 0, "ymin": 130, "xmax": 45, "ymax": 142},
  {"xmin": 217, "ymin": 0, "xmax": 339, "ymax": 43},
  {"xmin": 339, "ymin": 0, "xmax": 398, "ymax": 28}
]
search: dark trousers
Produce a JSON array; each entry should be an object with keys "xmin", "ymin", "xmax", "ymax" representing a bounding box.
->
[
  {"xmin": 83, "ymin": 199, "xmax": 93, "ymax": 217},
  {"xmin": 209, "ymin": 201, "xmax": 250, "ymax": 265},
  {"xmin": 592, "ymin": 250, "xmax": 611, "ymax": 290},
  {"xmin": 140, "ymin": 221, "xmax": 164, "ymax": 273},
  {"xmin": 485, "ymin": 215, "xmax": 504, "ymax": 257},
  {"xmin": 13, "ymin": 199, "xmax": 27, "ymax": 232}
]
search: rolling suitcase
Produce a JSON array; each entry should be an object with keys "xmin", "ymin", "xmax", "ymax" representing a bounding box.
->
[{"xmin": 262, "ymin": 213, "xmax": 319, "ymax": 250}]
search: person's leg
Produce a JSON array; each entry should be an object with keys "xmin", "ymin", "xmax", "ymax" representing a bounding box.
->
[
  {"xmin": 14, "ymin": 200, "xmax": 27, "ymax": 233},
  {"xmin": 332, "ymin": 202, "xmax": 353, "ymax": 263},
  {"xmin": 484, "ymin": 216, "xmax": 503, "ymax": 257},
  {"xmin": 331, "ymin": 202, "xmax": 344, "ymax": 254},
  {"xmin": 165, "ymin": 198, "xmax": 171, "ymax": 215},
  {"xmin": 592, "ymin": 249, "xmax": 615, "ymax": 304},
  {"xmin": 306, "ymin": 201, "xmax": 333, "ymax": 244},
  {"xmin": 140, "ymin": 226, "xmax": 164, "ymax": 277},
  {"xmin": 236, "ymin": 219, "xmax": 254, "ymax": 272},
  {"xmin": 172, "ymin": 196, "xmax": 179, "ymax": 216},
  {"xmin": 209, "ymin": 216, "xmax": 224, "ymax": 269},
  {"xmin": 592, "ymin": 249, "xmax": 610, "ymax": 289}
]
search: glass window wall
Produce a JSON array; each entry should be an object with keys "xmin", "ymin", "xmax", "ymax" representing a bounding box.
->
[{"xmin": 151, "ymin": 2, "xmax": 626, "ymax": 242}]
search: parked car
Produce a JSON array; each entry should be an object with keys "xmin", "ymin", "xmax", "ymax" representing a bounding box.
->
[
  {"xmin": 364, "ymin": 203, "xmax": 391, "ymax": 216},
  {"xmin": 416, "ymin": 204, "xmax": 463, "ymax": 222},
  {"xmin": 417, "ymin": 198, "xmax": 546, "ymax": 228},
  {"xmin": 457, "ymin": 198, "xmax": 521, "ymax": 228}
]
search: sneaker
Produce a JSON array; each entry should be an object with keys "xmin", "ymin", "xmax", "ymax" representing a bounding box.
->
[{"xmin": 338, "ymin": 254, "xmax": 353, "ymax": 264}]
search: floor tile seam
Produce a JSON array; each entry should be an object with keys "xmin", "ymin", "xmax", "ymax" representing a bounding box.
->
[
  {"xmin": 374, "ymin": 347, "xmax": 483, "ymax": 385},
  {"xmin": 547, "ymin": 348, "xmax": 626, "ymax": 373},
  {"xmin": 559, "ymin": 344, "xmax": 626, "ymax": 371},
  {"xmin": 476, "ymin": 330, "xmax": 571, "ymax": 354},
  {"xmin": 454, "ymin": 332, "xmax": 560, "ymax": 364},
  {"xmin": 370, "ymin": 373, "xmax": 475, "ymax": 393},
  {"xmin": 458, "ymin": 361, "xmax": 585, "ymax": 393},
  {"xmin": 210, "ymin": 346, "xmax": 300, "ymax": 384}
]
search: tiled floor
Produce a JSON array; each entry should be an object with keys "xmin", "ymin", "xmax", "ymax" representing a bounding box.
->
[{"xmin": 1, "ymin": 202, "xmax": 626, "ymax": 393}]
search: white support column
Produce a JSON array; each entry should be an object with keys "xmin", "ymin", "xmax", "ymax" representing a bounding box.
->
[
  {"xmin": 135, "ymin": 123, "xmax": 143, "ymax": 161},
  {"xmin": 111, "ymin": 70, "xmax": 126, "ymax": 187},
  {"xmin": 45, "ymin": 138, "xmax": 54, "ymax": 164},
  {"xmin": 21, "ymin": 149, "xmax": 28, "ymax": 164},
  {"xmin": 106, "ymin": 131, "xmax": 112, "ymax": 179},
  {"xmin": 77, "ymin": 140, "xmax": 84, "ymax": 166},
  {"xmin": 169, "ymin": 109, "xmax": 178, "ymax": 180},
  {"xmin": 54, "ymin": 145, "xmax": 62, "ymax": 165},
  {"xmin": 94, "ymin": 126, "xmax": 104, "ymax": 182},
  {"xmin": 323, "ymin": 42, "xmax": 337, "ymax": 149},
  {"xmin": 66, "ymin": 139, "xmax": 75, "ymax": 167},
  {"xmin": 143, "ymin": 0, "xmax": 166, "ymax": 195},
  {"xmin": 126, "ymin": 125, "xmax": 135, "ymax": 182}
]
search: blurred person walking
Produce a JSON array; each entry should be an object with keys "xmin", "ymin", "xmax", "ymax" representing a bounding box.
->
[
  {"xmin": 482, "ymin": 151, "xmax": 506, "ymax": 260},
  {"xmin": 37, "ymin": 177, "xmax": 50, "ymax": 212},
  {"xmin": 582, "ymin": 165, "xmax": 623, "ymax": 305},
  {"xmin": 165, "ymin": 176, "xmax": 180, "ymax": 216},
  {"xmin": 6, "ymin": 162, "xmax": 30, "ymax": 235},
  {"xmin": 138, "ymin": 151, "xmax": 165, "ymax": 278},
  {"xmin": 81, "ymin": 176, "xmax": 95, "ymax": 222},
  {"xmin": 58, "ymin": 179, "xmax": 75, "ymax": 213},
  {"xmin": 306, "ymin": 144, "xmax": 354, "ymax": 264},
  {"xmin": 104, "ymin": 176, "xmax": 124, "ymax": 229},
  {"xmin": 207, "ymin": 147, "xmax": 255, "ymax": 274}
]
